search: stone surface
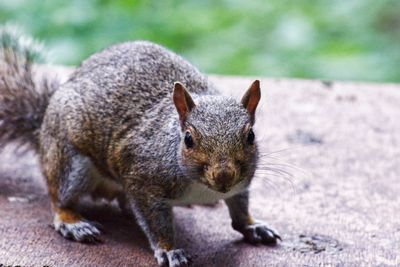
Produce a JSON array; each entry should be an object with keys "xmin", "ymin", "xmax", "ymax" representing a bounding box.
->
[{"xmin": 0, "ymin": 67, "xmax": 399, "ymax": 266}]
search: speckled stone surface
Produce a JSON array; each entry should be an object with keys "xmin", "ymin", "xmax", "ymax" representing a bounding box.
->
[{"xmin": 0, "ymin": 67, "xmax": 399, "ymax": 266}]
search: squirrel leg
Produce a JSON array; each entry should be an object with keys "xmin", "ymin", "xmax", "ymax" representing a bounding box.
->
[
  {"xmin": 225, "ymin": 190, "xmax": 281, "ymax": 245},
  {"xmin": 129, "ymin": 194, "xmax": 191, "ymax": 267},
  {"xmin": 43, "ymin": 145, "xmax": 102, "ymax": 243}
]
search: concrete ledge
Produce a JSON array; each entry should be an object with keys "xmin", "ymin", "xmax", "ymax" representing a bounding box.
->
[{"xmin": 1, "ymin": 66, "xmax": 399, "ymax": 266}]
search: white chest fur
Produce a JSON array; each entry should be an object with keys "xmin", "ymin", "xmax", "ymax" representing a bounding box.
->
[{"xmin": 168, "ymin": 181, "xmax": 247, "ymax": 206}]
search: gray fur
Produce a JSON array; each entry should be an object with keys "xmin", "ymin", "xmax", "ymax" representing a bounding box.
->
[
  {"xmin": 1, "ymin": 36, "xmax": 281, "ymax": 266},
  {"xmin": 0, "ymin": 25, "xmax": 58, "ymax": 150}
]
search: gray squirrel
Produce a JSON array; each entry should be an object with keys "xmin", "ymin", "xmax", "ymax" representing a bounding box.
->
[{"xmin": 0, "ymin": 28, "xmax": 281, "ymax": 267}]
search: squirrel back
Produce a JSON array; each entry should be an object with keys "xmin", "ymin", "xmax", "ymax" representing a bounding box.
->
[{"xmin": 43, "ymin": 41, "xmax": 218, "ymax": 178}]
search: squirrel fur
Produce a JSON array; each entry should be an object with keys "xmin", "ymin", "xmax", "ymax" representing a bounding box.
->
[{"xmin": 0, "ymin": 27, "xmax": 281, "ymax": 267}]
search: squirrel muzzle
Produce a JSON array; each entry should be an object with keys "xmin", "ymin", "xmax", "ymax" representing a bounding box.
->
[
  {"xmin": 205, "ymin": 160, "xmax": 239, "ymax": 193},
  {"xmin": 214, "ymin": 171, "xmax": 235, "ymax": 193}
]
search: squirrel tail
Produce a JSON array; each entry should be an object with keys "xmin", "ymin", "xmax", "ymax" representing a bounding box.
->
[{"xmin": 0, "ymin": 25, "xmax": 59, "ymax": 151}]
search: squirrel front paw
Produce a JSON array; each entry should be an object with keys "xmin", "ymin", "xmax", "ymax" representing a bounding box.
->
[
  {"xmin": 154, "ymin": 248, "xmax": 192, "ymax": 267},
  {"xmin": 53, "ymin": 215, "xmax": 103, "ymax": 243},
  {"xmin": 238, "ymin": 222, "xmax": 281, "ymax": 245}
]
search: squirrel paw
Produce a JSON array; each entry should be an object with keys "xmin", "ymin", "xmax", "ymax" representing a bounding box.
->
[
  {"xmin": 154, "ymin": 248, "xmax": 192, "ymax": 267},
  {"xmin": 241, "ymin": 223, "xmax": 281, "ymax": 245},
  {"xmin": 54, "ymin": 218, "xmax": 103, "ymax": 243}
]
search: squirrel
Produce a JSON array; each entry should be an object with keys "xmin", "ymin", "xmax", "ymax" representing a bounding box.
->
[{"xmin": 0, "ymin": 27, "xmax": 281, "ymax": 267}]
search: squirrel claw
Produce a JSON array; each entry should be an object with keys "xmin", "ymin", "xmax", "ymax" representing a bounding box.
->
[
  {"xmin": 242, "ymin": 223, "xmax": 281, "ymax": 245},
  {"xmin": 54, "ymin": 219, "xmax": 103, "ymax": 244},
  {"xmin": 155, "ymin": 248, "xmax": 191, "ymax": 267}
]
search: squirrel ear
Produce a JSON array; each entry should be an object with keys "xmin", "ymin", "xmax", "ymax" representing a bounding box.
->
[
  {"xmin": 241, "ymin": 80, "xmax": 261, "ymax": 124},
  {"xmin": 173, "ymin": 82, "xmax": 196, "ymax": 126}
]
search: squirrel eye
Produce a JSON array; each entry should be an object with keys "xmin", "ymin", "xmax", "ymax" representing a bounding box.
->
[
  {"xmin": 247, "ymin": 129, "xmax": 255, "ymax": 145},
  {"xmin": 184, "ymin": 131, "xmax": 194, "ymax": 148}
]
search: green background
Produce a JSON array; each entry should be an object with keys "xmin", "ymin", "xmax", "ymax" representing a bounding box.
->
[{"xmin": 1, "ymin": 0, "xmax": 399, "ymax": 82}]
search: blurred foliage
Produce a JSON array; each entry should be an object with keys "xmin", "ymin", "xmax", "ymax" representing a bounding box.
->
[{"xmin": 1, "ymin": 0, "xmax": 399, "ymax": 82}]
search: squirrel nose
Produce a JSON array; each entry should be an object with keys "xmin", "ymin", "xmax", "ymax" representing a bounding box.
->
[{"xmin": 215, "ymin": 170, "xmax": 234, "ymax": 187}]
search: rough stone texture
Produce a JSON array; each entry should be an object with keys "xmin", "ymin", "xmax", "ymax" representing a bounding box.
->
[{"xmin": 0, "ymin": 67, "xmax": 399, "ymax": 266}]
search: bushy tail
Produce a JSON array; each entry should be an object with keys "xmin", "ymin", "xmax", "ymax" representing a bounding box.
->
[{"xmin": 0, "ymin": 25, "xmax": 59, "ymax": 150}]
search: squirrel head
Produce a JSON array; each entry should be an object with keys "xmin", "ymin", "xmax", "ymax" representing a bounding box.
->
[{"xmin": 173, "ymin": 80, "xmax": 261, "ymax": 193}]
